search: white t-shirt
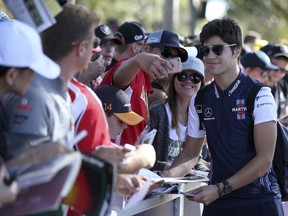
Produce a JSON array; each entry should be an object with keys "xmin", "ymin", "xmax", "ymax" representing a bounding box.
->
[{"xmin": 165, "ymin": 103, "xmax": 187, "ymax": 165}]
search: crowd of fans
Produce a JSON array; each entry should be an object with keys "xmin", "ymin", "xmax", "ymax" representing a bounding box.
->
[{"xmin": 0, "ymin": 1, "xmax": 287, "ymax": 216}]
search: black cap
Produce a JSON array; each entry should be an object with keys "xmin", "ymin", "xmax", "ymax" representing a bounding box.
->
[
  {"xmin": 114, "ymin": 21, "xmax": 146, "ymax": 44},
  {"xmin": 260, "ymin": 44, "xmax": 288, "ymax": 59},
  {"xmin": 95, "ymin": 85, "xmax": 144, "ymax": 126},
  {"xmin": 145, "ymin": 29, "xmax": 188, "ymax": 62},
  {"xmin": 240, "ymin": 50, "xmax": 279, "ymax": 71},
  {"xmin": 95, "ymin": 25, "xmax": 122, "ymax": 45}
]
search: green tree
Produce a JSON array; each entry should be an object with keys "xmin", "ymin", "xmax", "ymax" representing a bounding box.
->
[
  {"xmin": 225, "ymin": 0, "xmax": 288, "ymax": 43},
  {"xmin": 75, "ymin": 0, "xmax": 164, "ymax": 33}
]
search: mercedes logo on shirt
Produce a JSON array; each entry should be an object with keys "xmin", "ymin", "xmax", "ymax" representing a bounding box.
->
[{"xmin": 204, "ymin": 107, "xmax": 213, "ymax": 117}]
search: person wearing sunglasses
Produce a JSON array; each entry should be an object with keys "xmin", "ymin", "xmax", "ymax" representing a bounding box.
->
[
  {"xmin": 164, "ymin": 18, "xmax": 284, "ymax": 216},
  {"xmin": 240, "ymin": 50, "xmax": 279, "ymax": 83},
  {"xmin": 148, "ymin": 55, "xmax": 208, "ymax": 174},
  {"xmin": 100, "ymin": 29, "xmax": 188, "ymax": 147}
]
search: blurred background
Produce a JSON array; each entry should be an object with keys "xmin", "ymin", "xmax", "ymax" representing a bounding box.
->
[{"xmin": 1, "ymin": 0, "xmax": 287, "ymax": 45}]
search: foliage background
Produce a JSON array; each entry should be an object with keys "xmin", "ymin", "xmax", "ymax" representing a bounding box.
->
[{"xmin": 1, "ymin": 0, "xmax": 287, "ymax": 44}]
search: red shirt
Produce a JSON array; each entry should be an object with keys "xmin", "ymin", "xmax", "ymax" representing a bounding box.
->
[
  {"xmin": 100, "ymin": 59, "xmax": 153, "ymax": 145},
  {"xmin": 69, "ymin": 78, "xmax": 112, "ymax": 153}
]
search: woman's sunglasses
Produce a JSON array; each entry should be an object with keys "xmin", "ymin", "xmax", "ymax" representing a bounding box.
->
[
  {"xmin": 176, "ymin": 72, "xmax": 202, "ymax": 84},
  {"xmin": 200, "ymin": 44, "xmax": 236, "ymax": 57}
]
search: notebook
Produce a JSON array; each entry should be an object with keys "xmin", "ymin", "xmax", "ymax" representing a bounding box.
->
[{"xmin": 134, "ymin": 126, "xmax": 157, "ymax": 146}]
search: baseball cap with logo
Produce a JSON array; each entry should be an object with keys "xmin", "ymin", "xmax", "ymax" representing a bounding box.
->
[
  {"xmin": 145, "ymin": 29, "xmax": 188, "ymax": 62},
  {"xmin": 114, "ymin": 21, "xmax": 145, "ymax": 44},
  {"xmin": 95, "ymin": 24, "xmax": 122, "ymax": 45},
  {"xmin": 240, "ymin": 50, "xmax": 279, "ymax": 71},
  {"xmin": 0, "ymin": 20, "xmax": 60, "ymax": 79},
  {"xmin": 260, "ymin": 44, "xmax": 288, "ymax": 59},
  {"xmin": 95, "ymin": 85, "xmax": 144, "ymax": 126},
  {"xmin": 182, "ymin": 56, "xmax": 205, "ymax": 78}
]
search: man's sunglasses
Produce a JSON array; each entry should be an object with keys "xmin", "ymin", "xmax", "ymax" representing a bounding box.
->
[
  {"xmin": 151, "ymin": 45, "xmax": 179, "ymax": 58},
  {"xmin": 200, "ymin": 44, "xmax": 236, "ymax": 57},
  {"xmin": 176, "ymin": 72, "xmax": 202, "ymax": 84},
  {"xmin": 261, "ymin": 71, "xmax": 269, "ymax": 78}
]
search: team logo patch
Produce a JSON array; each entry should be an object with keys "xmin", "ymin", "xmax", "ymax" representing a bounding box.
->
[
  {"xmin": 232, "ymin": 99, "xmax": 247, "ymax": 120},
  {"xmin": 204, "ymin": 108, "xmax": 213, "ymax": 118},
  {"xmin": 134, "ymin": 35, "xmax": 144, "ymax": 41},
  {"xmin": 100, "ymin": 25, "xmax": 111, "ymax": 35},
  {"xmin": 13, "ymin": 114, "xmax": 28, "ymax": 124},
  {"xmin": 203, "ymin": 107, "xmax": 215, "ymax": 121},
  {"xmin": 16, "ymin": 98, "xmax": 32, "ymax": 111}
]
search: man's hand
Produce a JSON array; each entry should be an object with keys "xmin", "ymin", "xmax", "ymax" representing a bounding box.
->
[
  {"xmin": 116, "ymin": 174, "xmax": 147, "ymax": 197},
  {"xmin": 184, "ymin": 185, "xmax": 219, "ymax": 205},
  {"xmin": 77, "ymin": 55, "xmax": 106, "ymax": 84},
  {"xmin": 135, "ymin": 53, "xmax": 173, "ymax": 80},
  {"xmin": 0, "ymin": 164, "xmax": 18, "ymax": 205}
]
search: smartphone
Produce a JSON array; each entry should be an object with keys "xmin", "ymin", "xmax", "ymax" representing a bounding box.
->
[
  {"xmin": 180, "ymin": 191, "xmax": 196, "ymax": 197},
  {"xmin": 90, "ymin": 52, "xmax": 101, "ymax": 62},
  {"xmin": 168, "ymin": 57, "xmax": 182, "ymax": 74}
]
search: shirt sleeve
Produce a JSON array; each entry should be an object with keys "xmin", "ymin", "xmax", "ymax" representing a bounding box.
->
[
  {"xmin": 187, "ymin": 93, "xmax": 206, "ymax": 138},
  {"xmin": 253, "ymin": 86, "xmax": 277, "ymax": 125},
  {"xmin": 2, "ymin": 90, "xmax": 50, "ymax": 137}
]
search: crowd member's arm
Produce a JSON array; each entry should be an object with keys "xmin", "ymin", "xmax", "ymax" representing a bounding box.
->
[
  {"xmin": 94, "ymin": 144, "xmax": 156, "ymax": 174},
  {"xmin": 6, "ymin": 141, "xmax": 72, "ymax": 168},
  {"xmin": 113, "ymin": 52, "xmax": 172, "ymax": 89},
  {"xmin": 0, "ymin": 133, "xmax": 51, "ymax": 161},
  {"xmin": 118, "ymin": 144, "xmax": 156, "ymax": 174},
  {"xmin": 163, "ymin": 136, "xmax": 205, "ymax": 177},
  {"xmin": 76, "ymin": 56, "xmax": 105, "ymax": 85}
]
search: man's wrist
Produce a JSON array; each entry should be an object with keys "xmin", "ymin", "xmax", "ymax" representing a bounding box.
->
[
  {"xmin": 221, "ymin": 179, "xmax": 233, "ymax": 195},
  {"xmin": 215, "ymin": 183, "xmax": 223, "ymax": 198}
]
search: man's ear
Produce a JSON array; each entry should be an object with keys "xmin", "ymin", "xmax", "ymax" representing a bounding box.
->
[
  {"xmin": 5, "ymin": 68, "xmax": 18, "ymax": 86},
  {"xmin": 75, "ymin": 41, "xmax": 87, "ymax": 57},
  {"xmin": 131, "ymin": 42, "xmax": 139, "ymax": 54},
  {"xmin": 233, "ymin": 47, "xmax": 241, "ymax": 58},
  {"xmin": 141, "ymin": 44, "xmax": 150, "ymax": 53}
]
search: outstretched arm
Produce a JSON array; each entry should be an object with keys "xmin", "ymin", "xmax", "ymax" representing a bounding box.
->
[{"xmin": 113, "ymin": 53, "xmax": 172, "ymax": 89}]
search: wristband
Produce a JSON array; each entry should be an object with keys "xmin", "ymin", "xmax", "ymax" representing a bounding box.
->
[
  {"xmin": 222, "ymin": 179, "xmax": 233, "ymax": 195},
  {"xmin": 215, "ymin": 182, "xmax": 222, "ymax": 198}
]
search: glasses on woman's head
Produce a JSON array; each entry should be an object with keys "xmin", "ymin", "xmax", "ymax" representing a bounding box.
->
[
  {"xmin": 151, "ymin": 46, "xmax": 179, "ymax": 59},
  {"xmin": 200, "ymin": 44, "xmax": 237, "ymax": 57},
  {"xmin": 176, "ymin": 72, "xmax": 202, "ymax": 84}
]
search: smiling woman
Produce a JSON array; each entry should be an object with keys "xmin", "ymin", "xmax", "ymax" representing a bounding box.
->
[{"xmin": 148, "ymin": 55, "xmax": 207, "ymax": 173}]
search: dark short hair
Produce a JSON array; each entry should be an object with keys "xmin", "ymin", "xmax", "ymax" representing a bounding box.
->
[
  {"xmin": 200, "ymin": 17, "xmax": 242, "ymax": 49},
  {"xmin": 41, "ymin": 4, "xmax": 99, "ymax": 61},
  {"xmin": 0, "ymin": 66, "xmax": 29, "ymax": 78},
  {"xmin": 0, "ymin": 65, "xmax": 10, "ymax": 77}
]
